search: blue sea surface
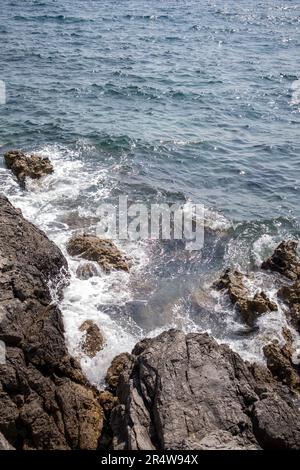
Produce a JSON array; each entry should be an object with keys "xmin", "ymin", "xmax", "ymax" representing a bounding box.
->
[{"xmin": 0, "ymin": 0, "xmax": 300, "ymax": 381}]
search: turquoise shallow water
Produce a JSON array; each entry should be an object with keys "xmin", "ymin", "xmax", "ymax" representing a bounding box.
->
[{"xmin": 0, "ymin": 0, "xmax": 300, "ymax": 383}]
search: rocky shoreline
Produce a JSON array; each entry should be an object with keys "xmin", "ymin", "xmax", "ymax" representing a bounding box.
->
[{"xmin": 1, "ymin": 152, "xmax": 300, "ymax": 450}]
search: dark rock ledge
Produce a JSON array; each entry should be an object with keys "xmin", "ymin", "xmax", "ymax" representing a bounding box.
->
[{"xmin": 0, "ymin": 195, "xmax": 103, "ymax": 450}]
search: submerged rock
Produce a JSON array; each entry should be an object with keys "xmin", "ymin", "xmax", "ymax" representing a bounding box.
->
[
  {"xmin": 109, "ymin": 329, "xmax": 300, "ymax": 450},
  {"xmin": 99, "ymin": 390, "xmax": 118, "ymax": 414},
  {"xmin": 4, "ymin": 150, "xmax": 54, "ymax": 187},
  {"xmin": 0, "ymin": 195, "xmax": 103, "ymax": 449},
  {"xmin": 261, "ymin": 240, "xmax": 300, "ymax": 281},
  {"xmin": 67, "ymin": 234, "xmax": 131, "ymax": 272},
  {"xmin": 79, "ymin": 320, "xmax": 105, "ymax": 358},
  {"xmin": 278, "ymin": 280, "xmax": 300, "ymax": 333},
  {"xmin": 76, "ymin": 262, "xmax": 99, "ymax": 280},
  {"xmin": 213, "ymin": 268, "xmax": 277, "ymax": 325}
]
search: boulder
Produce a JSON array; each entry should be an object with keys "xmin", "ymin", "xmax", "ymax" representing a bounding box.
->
[
  {"xmin": 278, "ymin": 281, "xmax": 300, "ymax": 333},
  {"xmin": 4, "ymin": 150, "xmax": 54, "ymax": 187},
  {"xmin": 79, "ymin": 320, "xmax": 105, "ymax": 358},
  {"xmin": 213, "ymin": 268, "xmax": 277, "ymax": 325},
  {"xmin": 109, "ymin": 329, "xmax": 300, "ymax": 450},
  {"xmin": 261, "ymin": 240, "xmax": 300, "ymax": 281},
  {"xmin": 76, "ymin": 262, "xmax": 99, "ymax": 280},
  {"xmin": 0, "ymin": 195, "xmax": 103, "ymax": 449},
  {"xmin": 67, "ymin": 234, "xmax": 131, "ymax": 273}
]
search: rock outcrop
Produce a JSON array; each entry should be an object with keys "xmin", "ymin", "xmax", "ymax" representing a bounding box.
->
[
  {"xmin": 79, "ymin": 320, "xmax": 105, "ymax": 358},
  {"xmin": 263, "ymin": 334, "xmax": 300, "ymax": 393},
  {"xmin": 67, "ymin": 234, "xmax": 131, "ymax": 272},
  {"xmin": 109, "ymin": 329, "xmax": 300, "ymax": 450},
  {"xmin": 213, "ymin": 268, "xmax": 277, "ymax": 325},
  {"xmin": 261, "ymin": 240, "xmax": 300, "ymax": 281},
  {"xmin": 76, "ymin": 262, "xmax": 99, "ymax": 280},
  {"xmin": 0, "ymin": 195, "xmax": 103, "ymax": 449},
  {"xmin": 4, "ymin": 150, "xmax": 54, "ymax": 188}
]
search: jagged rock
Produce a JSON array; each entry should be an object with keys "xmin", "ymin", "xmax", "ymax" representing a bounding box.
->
[
  {"xmin": 106, "ymin": 353, "xmax": 134, "ymax": 391},
  {"xmin": 261, "ymin": 240, "xmax": 300, "ymax": 281},
  {"xmin": 213, "ymin": 268, "xmax": 277, "ymax": 325},
  {"xmin": 76, "ymin": 263, "xmax": 99, "ymax": 280},
  {"xmin": 109, "ymin": 329, "xmax": 300, "ymax": 450},
  {"xmin": 67, "ymin": 234, "xmax": 131, "ymax": 273},
  {"xmin": 263, "ymin": 329, "xmax": 300, "ymax": 393},
  {"xmin": 0, "ymin": 195, "xmax": 103, "ymax": 449},
  {"xmin": 278, "ymin": 281, "xmax": 300, "ymax": 333},
  {"xmin": 79, "ymin": 320, "xmax": 105, "ymax": 358},
  {"xmin": 191, "ymin": 287, "xmax": 216, "ymax": 314},
  {"xmin": 0, "ymin": 432, "xmax": 14, "ymax": 450},
  {"xmin": 4, "ymin": 150, "xmax": 54, "ymax": 187}
]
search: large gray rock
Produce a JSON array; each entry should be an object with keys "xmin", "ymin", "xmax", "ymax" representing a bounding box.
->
[
  {"xmin": 109, "ymin": 329, "xmax": 300, "ymax": 450},
  {"xmin": 0, "ymin": 195, "xmax": 103, "ymax": 449}
]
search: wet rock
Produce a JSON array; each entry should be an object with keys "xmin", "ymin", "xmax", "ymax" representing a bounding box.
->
[
  {"xmin": 106, "ymin": 353, "xmax": 134, "ymax": 391},
  {"xmin": 4, "ymin": 150, "xmax": 54, "ymax": 187},
  {"xmin": 109, "ymin": 329, "xmax": 300, "ymax": 450},
  {"xmin": 261, "ymin": 240, "xmax": 300, "ymax": 281},
  {"xmin": 263, "ymin": 331, "xmax": 300, "ymax": 393},
  {"xmin": 213, "ymin": 268, "xmax": 277, "ymax": 325},
  {"xmin": 191, "ymin": 287, "xmax": 216, "ymax": 314},
  {"xmin": 0, "ymin": 432, "xmax": 14, "ymax": 450},
  {"xmin": 79, "ymin": 320, "xmax": 105, "ymax": 358},
  {"xmin": 67, "ymin": 234, "xmax": 131, "ymax": 272},
  {"xmin": 99, "ymin": 390, "xmax": 118, "ymax": 414},
  {"xmin": 76, "ymin": 262, "xmax": 99, "ymax": 280},
  {"xmin": 278, "ymin": 280, "xmax": 300, "ymax": 333},
  {"xmin": 0, "ymin": 195, "xmax": 103, "ymax": 449}
]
